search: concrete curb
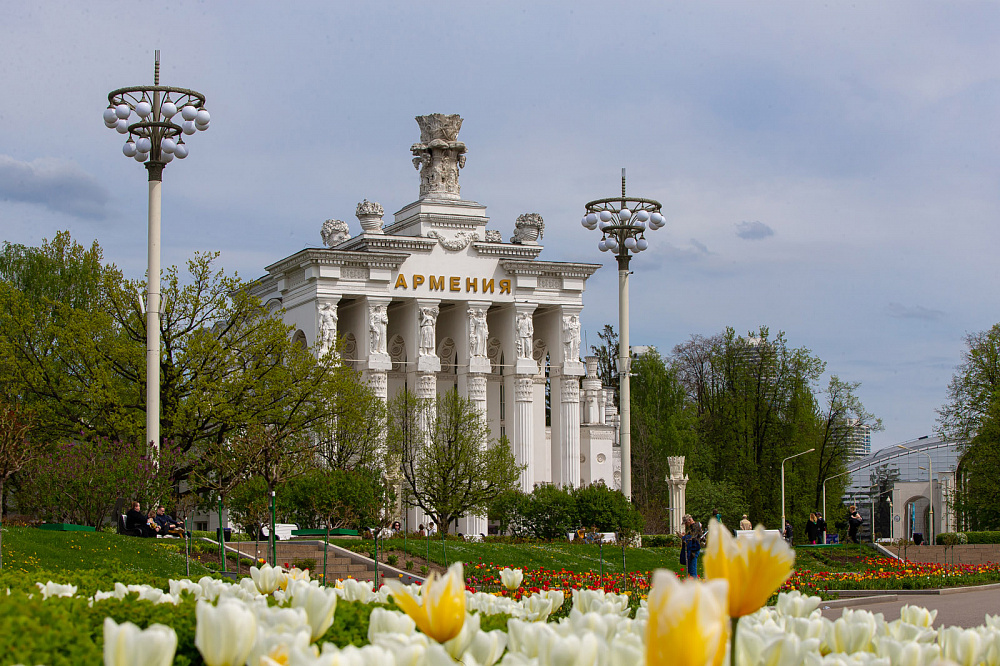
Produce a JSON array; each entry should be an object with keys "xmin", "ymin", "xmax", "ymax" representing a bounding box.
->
[
  {"xmin": 822, "ymin": 594, "xmax": 898, "ymax": 609},
  {"xmin": 832, "ymin": 582, "xmax": 1000, "ymax": 599}
]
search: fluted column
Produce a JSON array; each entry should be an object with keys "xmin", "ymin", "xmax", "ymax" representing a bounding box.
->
[
  {"xmin": 558, "ymin": 377, "xmax": 581, "ymax": 488},
  {"xmin": 514, "ymin": 376, "xmax": 535, "ymax": 492},
  {"xmin": 460, "ymin": 373, "xmax": 489, "ymax": 537},
  {"xmin": 406, "ymin": 372, "xmax": 437, "ymax": 531},
  {"xmin": 666, "ymin": 456, "xmax": 688, "ymax": 535}
]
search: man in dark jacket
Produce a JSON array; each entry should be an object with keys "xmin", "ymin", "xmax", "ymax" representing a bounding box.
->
[
  {"xmin": 126, "ymin": 501, "xmax": 156, "ymax": 538},
  {"xmin": 154, "ymin": 506, "xmax": 182, "ymax": 536},
  {"xmin": 681, "ymin": 514, "xmax": 703, "ymax": 578}
]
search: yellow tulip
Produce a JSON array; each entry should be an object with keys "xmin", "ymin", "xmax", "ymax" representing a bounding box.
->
[
  {"xmin": 646, "ymin": 570, "xmax": 729, "ymax": 666},
  {"xmin": 703, "ymin": 519, "xmax": 794, "ymax": 618},
  {"xmin": 384, "ymin": 561, "xmax": 466, "ymax": 643}
]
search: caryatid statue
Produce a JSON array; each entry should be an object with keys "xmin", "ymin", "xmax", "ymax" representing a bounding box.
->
[
  {"xmin": 469, "ymin": 308, "xmax": 488, "ymax": 357},
  {"xmin": 411, "ymin": 114, "xmax": 467, "ymax": 200},
  {"xmin": 418, "ymin": 306, "xmax": 439, "ymax": 357},
  {"xmin": 317, "ymin": 302, "xmax": 338, "ymax": 353},
  {"xmin": 562, "ymin": 314, "xmax": 581, "ymax": 362},
  {"xmin": 369, "ymin": 305, "xmax": 388, "ymax": 355},
  {"xmin": 516, "ymin": 312, "xmax": 534, "ymax": 359}
]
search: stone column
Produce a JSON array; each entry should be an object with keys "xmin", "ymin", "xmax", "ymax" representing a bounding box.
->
[
  {"xmin": 666, "ymin": 456, "xmax": 688, "ymax": 536},
  {"xmin": 514, "ymin": 376, "xmax": 535, "ymax": 492},
  {"xmin": 459, "ymin": 373, "xmax": 489, "ymax": 537},
  {"xmin": 406, "ymin": 372, "xmax": 437, "ymax": 532},
  {"xmin": 557, "ymin": 376, "xmax": 582, "ymax": 488}
]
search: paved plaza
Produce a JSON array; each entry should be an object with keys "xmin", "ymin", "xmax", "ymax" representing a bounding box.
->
[{"xmin": 821, "ymin": 585, "xmax": 1000, "ymax": 628}]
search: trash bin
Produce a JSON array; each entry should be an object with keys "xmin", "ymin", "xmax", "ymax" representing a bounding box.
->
[
  {"xmin": 217, "ymin": 527, "xmax": 233, "ymax": 542},
  {"xmin": 913, "ymin": 533, "xmax": 923, "ymax": 545}
]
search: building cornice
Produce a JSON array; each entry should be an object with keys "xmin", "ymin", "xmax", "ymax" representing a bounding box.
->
[
  {"xmin": 500, "ymin": 259, "xmax": 602, "ymax": 279},
  {"xmin": 263, "ymin": 248, "xmax": 410, "ymax": 276},
  {"xmin": 473, "ymin": 242, "xmax": 544, "ymax": 259}
]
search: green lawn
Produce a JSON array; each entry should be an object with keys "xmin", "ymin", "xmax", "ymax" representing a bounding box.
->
[{"xmin": 0, "ymin": 526, "xmax": 212, "ymax": 581}]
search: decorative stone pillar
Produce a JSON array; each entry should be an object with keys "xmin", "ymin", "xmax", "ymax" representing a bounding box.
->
[
  {"xmin": 557, "ymin": 376, "xmax": 581, "ymax": 488},
  {"xmin": 582, "ymin": 356, "xmax": 603, "ymax": 425},
  {"xmin": 460, "ymin": 370, "xmax": 490, "ymax": 537},
  {"xmin": 411, "ymin": 114, "xmax": 467, "ymax": 200},
  {"xmin": 666, "ymin": 456, "xmax": 688, "ymax": 536},
  {"xmin": 407, "ymin": 372, "xmax": 437, "ymax": 531},
  {"xmin": 514, "ymin": 376, "xmax": 535, "ymax": 492}
]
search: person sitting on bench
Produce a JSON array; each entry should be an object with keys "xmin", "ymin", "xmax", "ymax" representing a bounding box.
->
[
  {"xmin": 154, "ymin": 506, "xmax": 184, "ymax": 536},
  {"xmin": 125, "ymin": 501, "xmax": 157, "ymax": 538}
]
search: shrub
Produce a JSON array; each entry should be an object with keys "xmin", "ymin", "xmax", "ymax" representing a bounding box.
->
[
  {"xmin": 405, "ymin": 560, "xmax": 414, "ymax": 570},
  {"xmin": 937, "ymin": 531, "xmax": 989, "ymax": 545},
  {"xmin": 420, "ymin": 565, "xmax": 429, "ymax": 575},
  {"xmin": 292, "ymin": 558, "xmax": 317, "ymax": 571},
  {"xmin": 572, "ymin": 484, "xmax": 643, "ymax": 536},
  {"xmin": 642, "ymin": 534, "xmax": 680, "ymax": 547},
  {"xmin": 520, "ymin": 485, "xmax": 577, "ymax": 540},
  {"xmin": 387, "ymin": 554, "xmax": 398, "ymax": 566}
]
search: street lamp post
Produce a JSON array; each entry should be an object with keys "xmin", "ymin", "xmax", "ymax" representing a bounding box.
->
[
  {"xmin": 581, "ymin": 170, "xmax": 666, "ymax": 500},
  {"xmin": 899, "ymin": 444, "xmax": 935, "ymax": 544},
  {"xmin": 103, "ymin": 51, "xmax": 209, "ymax": 455},
  {"xmin": 781, "ymin": 448, "xmax": 815, "ymax": 535},
  {"xmin": 822, "ymin": 468, "xmax": 853, "ymax": 545}
]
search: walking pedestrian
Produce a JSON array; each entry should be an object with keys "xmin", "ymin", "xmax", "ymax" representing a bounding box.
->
[
  {"xmin": 806, "ymin": 512, "xmax": 819, "ymax": 544},
  {"xmin": 739, "ymin": 514, "xmax": 752, "ymax": 531},
  {"xmin": 847, "ymin": 505, "xmax": 863, "ymax": 544},
  {"xmin": 681, "ymin": 514, "xmax": 703, "ymax": 578}
]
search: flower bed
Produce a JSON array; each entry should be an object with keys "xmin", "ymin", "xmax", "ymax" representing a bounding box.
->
[{"xmin": 786, "ymin": 556, "xmax": 1000, "ymax": 593}]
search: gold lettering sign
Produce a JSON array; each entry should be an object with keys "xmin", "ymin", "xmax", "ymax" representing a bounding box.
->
[{"xmin": 393, "ymin": 274, "xmax": 512, "ymax": 296}]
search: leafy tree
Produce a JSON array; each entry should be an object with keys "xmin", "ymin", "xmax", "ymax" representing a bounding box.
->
[
  {"xmin": 938, "ymin": 323, "xmax": 1000, "ymax": 442},
  {"xmin": 630, "ymin": 348, "xmax": 695, "ymax": 532},
  {"xmin": 0, "ymin": 398, "xmax": 42, "ymax": 568},
  {"xmin": 572, "ymin": 483, "xmax": 643, "ymax": 536},
  {"xmin": 18, "ymin": 437, "xmax": 186, "ymax": 528},
  {"xmin": 387, "ymin": 388, "xmax": 522, "ymax": 533},
  {"xmin": 684, "ymin": 478, "xmax": 748, "ymax": 530},
  {"xmin": 284, "ymin": 468, "xmax": 383, "ymax": 531},
  {"xmin": 953, "ymin": 399, "xmax": 1000, "ymax": 530},
  {"xmin": 589, "ymin": 324, "xmax": 619, "ymax": 404},
  {"xmin": 520, "ymin": 485, "xmax": 578, "ymax": 540},
  {"xmin": 487, "ymin": 489, "xmax": 529, "ymax": 536},
  {"xmin": 810, "ymin": 376, "xmax": 882, "ymax": 511}
]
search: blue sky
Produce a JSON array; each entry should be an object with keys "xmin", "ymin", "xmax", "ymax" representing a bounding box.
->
[{"xmin": 2, "ymin": 2, "xmax": 998, "ymax": 451}]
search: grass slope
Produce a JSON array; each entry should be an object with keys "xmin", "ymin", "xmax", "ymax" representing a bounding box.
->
[{"xmin": 1, "ymin": 526, "xmax": 212, "ymax": 580}]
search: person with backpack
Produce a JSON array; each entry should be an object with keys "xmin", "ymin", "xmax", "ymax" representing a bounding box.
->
[
  {"xmin": 680, "ymin": 514, "xmax": 703, "ymax": 578},
  {"xmin": 847, "ymin": 505, "xmax": 863, "ymax": 543}
]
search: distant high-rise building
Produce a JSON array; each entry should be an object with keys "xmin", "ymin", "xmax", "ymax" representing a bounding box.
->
[{"xmin": 847, "ymin": 420, "xmax": 871, "ymax": 459}]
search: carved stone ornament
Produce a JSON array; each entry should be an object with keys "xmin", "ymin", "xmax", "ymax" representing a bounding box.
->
[
  {"xmin": 596, "ymin": 453, "xmax": 607, "ymax": 464},
  {"xmin": 416, "ymin": 373, "xmax": 437, "ymax": 399},
  {"xmin": 320, "ymin": 219, "xmax": 350, "ymax": 247},
  {"xmin": 667, "ymin": 456, "xmax": 687, "ymax": 481},
  {"xmin": 411, "ymin": 114, "xmax": 467, "ymax": 200},
  {"xmin": 426, "ymin": 230, "xmax": 479, "ymax": 251},
  {"xmin": 515, "ymin": 376, "xmax": 534, "ymax": 401},
  {"xmin": 389, "ymin": 334, "xmax": 406, "ymax": 370},
  {"xmin": 485, "ymin": 229, "xmax": 503, "ymax": 243},
  {"xmin": 467, "ymin": 375, "xmax": 488, "ymax": 402},
  {"xmin": 356, "ymin": 200, "xmax": 385, "ymax": 234},
  {"xmin": 367, "ymin": 371, "xmax": 388, "ymax": 398},
  {"xmin": 510, "ymin": 213, "xmax": 545, "ymax": 244},
  {"xmin": 561, "ymin": 379, "xmax": 580, "ymax": 402}
]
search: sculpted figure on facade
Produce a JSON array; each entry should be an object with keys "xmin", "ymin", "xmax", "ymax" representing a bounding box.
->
[
  {"xmin": 369, "ymin": 305, "xmax": 388, "ymax": 355},
  {"xmin": 317, "ymin": 302, "xmax": 338, "ymax": 353},
  {"xmin": 469, "ymin": 308, "xmax": 488, "ymax": 357},
  {"xmin": 562, "ymin": 314, "xmax": 581, "ymax": 361},
  {"xmin": 320, "ymin": 219, "xmax": 350, "ymax": 247},
  {"xmin": 418, "ymin": 306, "xmax": 439, "ymax": 357},
  {"xmin": 411, "ymin": 114, "xmax": 467, "ymax": 200},
  {"xmin": 516, "ymin": 312, "xmax": 534, "ymax": 359},
  {"xmin": 511, "ymin": 213, "xmax": 545, "ymax": 244}
]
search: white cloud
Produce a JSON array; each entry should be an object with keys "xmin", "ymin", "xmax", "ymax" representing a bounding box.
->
[{"xmin": 735, "ymin": 220, "xmax": 775, "ymax": 240}]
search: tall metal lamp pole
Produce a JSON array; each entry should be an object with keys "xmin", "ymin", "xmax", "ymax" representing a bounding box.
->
[
  {"xmin": 781, "ymin": 448, "xmax": 815, "ymax": 536},
  {"xmin": 103, "ymin": 51, "xmax": 210, "ymax": 455},
  {"xmin": 581, "ymin": 170, "xmax": 666, "ymax": 500}
]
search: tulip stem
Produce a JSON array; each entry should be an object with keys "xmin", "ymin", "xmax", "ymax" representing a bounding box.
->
[{"xmin": 730, "ymin": 616, "xmax": 739, "ymax": 666}]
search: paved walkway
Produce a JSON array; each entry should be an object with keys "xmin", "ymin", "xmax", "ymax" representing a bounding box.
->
[{"xmin": 820, "ymin": 586, "xmax": 1000, "ymax": 628}]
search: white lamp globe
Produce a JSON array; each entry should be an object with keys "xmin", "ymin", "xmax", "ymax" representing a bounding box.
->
[
  {"xmin": 599, "ymin": 210, "xmax": 613, "ymax": 222},
  {"xmin": 635, "ymin": 210, "xmax": 649, "ymax": 222},
  {"xmin": 174, "ymin": 144, "xmax": 189, "ymax": 159},
  {"xmin": 103, "ymin": 108, "xmax": 118, "ymax": 125},
  {"xmin": 618, "ymin": 208, "xmax": 631, "ymax": 222},
  {"xmin": 586, "ymin": 212, "xmax": 599, "ymax": 227},
  {"xmin": 606, "ymin": 237, "xmax": 619, "ymax": 251},
  {"xmin": 581, "ymin": 216, "xmax": 590, "ymax": 228},
  {"xmin": 181, "ymin": 121, "xmax": 196, "ymax": 135},
  {"xmin": 650, "ymin": 212, "xmax": 664, "ymax": 227},
  {"xmin": 161, "ymin": 138, "xmax": 176, "ymax": 154},
  {"xmin": 598, "ymin": 218, "xmax": 609, "ymax": 231},
  {"xmin": 195, "ymin": 120, "xmax": 209, "ymax": 131},
  {"xmin": 637, "ymin": 238, "xmax": 649, "ymax": 251},
  {"xmin": 134, "ymin": 152, "xmax": 148, "ymax": 162},
  {"xmin": 135, "ymin": 101, "xmax": 152, "ymax": 118},
  {"xmin": 162, "ymin": 151, "xmax": 175, "ymax": 163},
  {"xmin": 598, "ymin": 239, "xmax": 608, "ymax": 252},
  {"xmin": 634, "ymin": 219, "xmax": 646, "ymax": 230},
  {"xmin": 161, "ymin": 101, "xmax": 177, "ymax": 118},
  {"xmin": 181, "ymin": 105, "xmax": 198, "ymax": 121},
  {"xmin": 624, "ymin": 237, "xmax": 637, "ymax": 251},
  {"xmin": 115, "ymin": 104, "xmax": 131, "ymax": 119},
  {"xmin": 195, "ymin": 109, "xmax": 211, "ymax": 124},
  {"xmin": 122, "ymin": 141, "xmax": 137, "ymax": 157},
  {"xmin": 136, "ymin": 137, "xmax": 152, "ymax": 153},
  {"xmin": 115, "ymin": 119, "xmax": 129, "ymax": 134}
]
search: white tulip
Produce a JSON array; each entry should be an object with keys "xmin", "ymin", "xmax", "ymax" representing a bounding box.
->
[
  {"xmin": 103, "ymin": 618, "xmax": 177, "ymax": 666},
  {"xmin": 250, "ymin": 563, "xmax": 284, "ymax": 595},
  {"xmin": 288, "ymin": 580, "xmax": 338, "ymax": 641},
  {"xmin": 899, "ymin": 604, "xmax": 937, "ymax": 628},
  {"xmin": 245, "ymin": 626, "xmax": 312, "ymax": 666},
  {"xmin": 367, "ymin": 607, "xmax": 416, "ymax": 642},
  {"xmin": 338, "ymin": 578, "xmax": 376, "ymax": 603},
  {"xmin": 776, "ymin": 590, "xmax": 822, "ymax": 618},
  {"xmin": 466, "ymin": 629, "xmax": 508, "ymax": 666},
  {"xmin": 36, "ymin": 581, "xmax": 77, "ymax": 599},
  {"xmin": 443, "ymin": 612, "xmax": 480, "ymax": 661},
  {"xmin": 195, "ymin": 599, "xmax": 257, "ymax": 666},
  {"xmin": 939, "ymin": 626, "xmax": 983, "ymax": 666},
  {"xmin": 500, "ymin": 567, "xmax": 523, "ymax": 591}
]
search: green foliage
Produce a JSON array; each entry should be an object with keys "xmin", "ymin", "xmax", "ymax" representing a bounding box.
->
[
  {"xmin": 571, "ymin": 484, "xmax": 643, "ymax": 536},
  {"xmin": 938, "ymin": 323, "xmax": 1000, "ymax": 442},
  {"xmin": 389, "ymin": 388, "xmax": 523, "ymax": 532},
  {"xmin": 387, "ymin": 554, "xmax": 398, "ymax": 566},
  {"xmin": 316, "ymin": 599, "xmax": 383, "ymax": 648},
  {"xmin": 283, "ymin": 467, "xmax": 384, "ymax": 530},
  {"xmin": 641, "ymin": 534, "xmax": 681, "ymax": 547},
  {"xmin": 684, "ymin": 478, "xmax": 748, "ymax": 529},
  {"xmin": 487, "ymin": 489, "xmax": 528, "ymax": 536},
  {"xmin": 520, "ymin": 485, "xmax": 577, "ymax": 540},
  {"xmin": 953, "ymin": 397, "xmax": 1000, "ymax": 530},
  {"xmin": 937, "ymin": 531, "xmax": 1000, "ymax": 545}
]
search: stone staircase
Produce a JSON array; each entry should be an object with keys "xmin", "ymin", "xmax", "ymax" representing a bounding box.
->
[{"xmin": 230, "ymin": 540, "xmax": 380, "ymax": 583}]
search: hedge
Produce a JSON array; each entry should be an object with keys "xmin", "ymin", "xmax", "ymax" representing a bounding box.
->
[
  {"xmin": 936, "ymin": 531, "xmax": 1000, "ymax": 545},
  {"xmin": 641, "ymin": 534, "xmax": 681, "ymax": 548}
]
